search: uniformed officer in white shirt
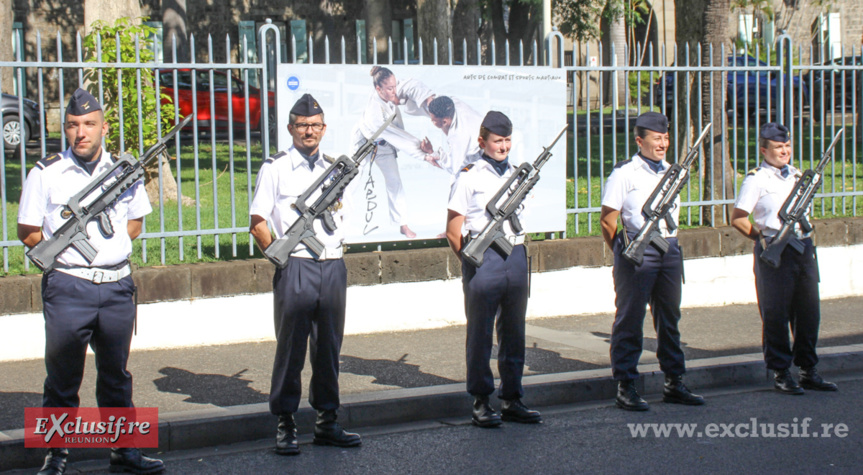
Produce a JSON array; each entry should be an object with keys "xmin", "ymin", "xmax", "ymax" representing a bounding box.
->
[
  {"xmin": 353, "ymin": 66, "xmax": 439, "ymax": 238},
  {"xmin": 446, "ymin": 111, "xmax": 541, "ymax": 428},
  {"xmin": 599, "ymin": 111, "xmax": 704, "ymax": 411},
  {"xmin": 422, "ymin": 95, "xmax": 483, "ymax": 176},
  {"xmin": 731, "ymin": 122, "xmax": 837, "ymax": 395},
  {"xmin": 17, "ymin": 88, "xmax": 164, "ymax": 474},
  {"xmin": 250, "ymin": 94, "xmax": 361, "ymax": 455}
]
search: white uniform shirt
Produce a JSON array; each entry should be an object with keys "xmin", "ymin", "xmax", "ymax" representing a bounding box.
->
[
  {"xmin": 18, "ymin": 148, "xmax": 152, "ymax": 267},
  {"xmin": 601, "ymin": 153, "xmax": 680, "ymax": 237},
  {"xmin": 353, "ymin": 77, "xmax": 434, "ymax": 161},
  {"xmin": 448, "ymin": 157, "xmax": 524, "ymax": 237},
  {"xmin": 249, "ymin": 145, "xmax": 346, "ymax": 259},
  {"xmin": 734, "ymin": 161, "xmax": 805, "ymax": 236},
  {"xmin": 436, "ymin": 98, "xmax": 483, "ymax": 176}
]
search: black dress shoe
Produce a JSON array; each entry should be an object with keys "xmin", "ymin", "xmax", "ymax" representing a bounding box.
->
[
  {"xmin": 313, "ymin": 410, "xmax": 362, "ymax": 447},
  {"xmin": 501, "ymin": 399, "xmax": 542, "ymax": 423},
  {"xmin": 616, "ymin": 380, "xmax": 649, "ymax": 411},
  {"xmin": 662, "ymin": 375, "xmax": 705, "ymax": 405},
  {"xmin": 799, "ymin": 367, "xmax": 838, "ymax": 392},
  {"xmin": 109, "ymin": 448, "xmax": 165, "ymax": 474},
  {"xmin": 275, "ymin": 414, "xmax": 300, "ymax": 455},
  {"xmin": 471, "ymin": 396, "xmax": 502, "ymax": 428},
  {"xmin": 38, "ymin": 448, "xmax": 68, "ymax": 475},
  {"xmin": 773, "ymin": 369, "xmax": 805, "ymax": 395}
]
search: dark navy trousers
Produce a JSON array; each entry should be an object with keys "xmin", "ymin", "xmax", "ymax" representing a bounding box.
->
[
  {"xmin": 754, "ymin": 238, "xmax": 820, "ymax": 371},
  {"xmin": 462, "ymin": 244, "xmax": 528, "ymax": 400},
  {"xmin": 269, "ymin": 257, "xmax": 346, "ymax": 415},
  {"xmin": 41, "ymin": 270, "xmax": 136, "ymax": 408},
  {"xmin": 611, "ymin": 232, "xmax": 685, "ymax": 381}
]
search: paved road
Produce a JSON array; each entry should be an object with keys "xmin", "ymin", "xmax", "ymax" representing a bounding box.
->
[
  {"xmin": 26, "ymin": 372, "xmax": 862, "ymax": 474},
  {"xmin": 2, "ymin": 297, "xmax": 862, "ymax": 432}
]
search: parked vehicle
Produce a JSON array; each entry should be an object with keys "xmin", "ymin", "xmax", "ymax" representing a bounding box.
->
[
  {"xmin": 653, "ymin": 55, "xmax": 809, "ymax": 119},
  {"xmin": 157, "ymin": 69, "xmax": 275, "ymax": 136},
  {"xmin": 2, "ymin": 92, "xmax": 43, "ymax": 150},
  {"xmin": 805, "ymin": 54, "xmax": 862, "ymax": 113}
]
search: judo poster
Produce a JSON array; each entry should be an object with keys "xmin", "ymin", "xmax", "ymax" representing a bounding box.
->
[{"xmin": 276, "ymin": 64, "xmax": 567, "ymax": 244}]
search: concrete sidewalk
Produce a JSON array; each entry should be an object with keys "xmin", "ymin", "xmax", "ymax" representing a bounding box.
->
[{"xmin": 2, "ymin": 297, "xmax": 862, "ymax": 471}]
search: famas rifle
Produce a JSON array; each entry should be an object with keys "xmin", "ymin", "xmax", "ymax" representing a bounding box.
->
[
  {"xmin": 759, "ymin": 128, "xmax": 844, "ymax": 268},
  {"xmin": 622, "ymin": 122, "xmax": 712, "ymax": 266},
  {"xmin": 27, "ymin": 115, "xmax": 193, "ymax": 272},
  {"xmin": 461, "ymin": 124, "xmax": 568, "ymax": 268},
  {"xmin": 263, "ymin": 113, "xmax": 397, "ymax": 268}
]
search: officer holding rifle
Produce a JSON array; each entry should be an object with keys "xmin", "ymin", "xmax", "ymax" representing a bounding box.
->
[
  {"xmin": 599, "ymin": 111, "xmax": 704, "ymax": 411},
  {"xmin": 446, "ymin": 111, "xmax": 541, "ymax": 428},
  {"xmin": 250, "ymin": 94, "xmax": 361, "ymax": 455},
  {"xmin": 730, "ymin": 123, "xmax": 837, "ymax": 395},
  {"xmin": 17, "ymin": 89, "xmax": 164, "ymax": 474}
]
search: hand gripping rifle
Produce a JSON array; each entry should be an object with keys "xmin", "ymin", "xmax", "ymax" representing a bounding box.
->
[
  {"xmin": 461, "ymin": 124, "xmax": 568, "ymax": 268},
  {"xmin": 26, "ymin": 115, "xmax": 193, "ymax": 272},
  {"xmin": 622, "ymin": 122, "xmax": 712, "ymax": 266},
  {"xmin": 759, "ymin": 128, "xmax": 844, "ymax": 269},
  {"xmin": 263, "ymin": 113, "xmax": 397, "ymax": 268}
]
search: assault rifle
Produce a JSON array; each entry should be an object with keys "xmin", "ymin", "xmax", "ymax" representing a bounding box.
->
[
  {"xmin": 622, "ymin": 122, "xmax": 712, "ymax": 266},
  {"xmin": 760, "ymin": 128, "xmax": 844, "ymax": 268},
  {"xmin": 263, "ymin": 113, "xmax": 397, "ymax": 268},
  {"xmin": 461, "ymin": 124, "xmax": 568, "ymax": 268},
  {"xmin": 27, "ymin": 115, "xmax": 193, "ymax": 272}
]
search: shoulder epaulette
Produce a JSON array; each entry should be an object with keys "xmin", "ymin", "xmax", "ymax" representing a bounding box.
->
[
  {"xmin": 613, "ymin": 158, "xmax": 632, "ymax": 170},
  {"xmin": 461, "ymin": 163, "xmax": 475, "ymax": 173},
  {"xmin": 323, "ymin": 154, "xmax": 336, "ymax": 164},
  {"xmin": 747, "ymin": 167, "xmax": 761, "ymax": 176},
  {"xmin": 35, "ymin": 153, "xmax": 63, "ymax": 170},
  {"xmin": 265, "ymin": 151, "xmax": 289, "ymax": 163}
]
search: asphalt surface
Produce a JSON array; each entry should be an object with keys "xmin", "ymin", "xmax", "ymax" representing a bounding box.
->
[
  {"xmin": 27, "ymin": 372, "xmax": 863, "ymax": 474},
  {"xmin": 2, "ymin": 296, "xmax": 862, "ymax": 433}
]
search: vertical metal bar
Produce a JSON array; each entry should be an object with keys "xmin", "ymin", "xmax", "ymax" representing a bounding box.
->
[
  {"xmin": 36, "ymin": 30, "xmax": 46, "ymax": 157},
  {"xmin": 153, "ymin": 45, "xmax": 166, "ymax": 265},
  {"xmin": 309, "ymin": 34, "xmax": 315, "ymax": 64},
  {"xmin": 58, "ymin": 31, "xmax": 67, "ymax": 151},
  {"xmin": 117, "ymin": 33, "xmax": 125, "ymax": 155},
  {"xmin": 433, "ymin": 38, "xmax": 438, "ymax": 65},
  {"xmin": 341, "ymin": 36, "xmax": 346, "ymax": 64},
  {"xmin": 226, "ymin": 34, "xmax": 237, "ymax": 257},
  {"xmin": 243, "ymin": 34, "xmax": 254, "ymax": 257},
  {"xmin": 585, "ymin": 42, "xmax": 592, "ymax": 234},
  {"xmin": 190, "ymin": 34, "xmax": 202, "ymax": 258},
  {"xmin": 208, "ymin": 35, "xmax": 219, "ymax": 258},
  {"xmin": 171, "ymin": 34, "xmax": 185, "ymax": 261}
]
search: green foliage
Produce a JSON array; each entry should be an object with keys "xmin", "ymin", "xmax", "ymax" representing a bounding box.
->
[
  {"xmin": 553, "ymin": 0, "xmax": 605, "ymax": 42},
  {"xmin": 82, "ymin": 17, "xmax": 177, "ymax": 154}
]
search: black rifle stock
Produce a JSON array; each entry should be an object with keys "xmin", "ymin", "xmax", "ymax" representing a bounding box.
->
[
  {"xmin": 26, "ymin": 115, "xmax": 193, "ymax": 272},
  {"xmin": 263, "ymin": 113, "xmax": 397, "ymax": 268},
  {"xmin": 760, "ymin": 128, "xmax": 844, "ymax": 268},
  {"xmin": 622, "ymin": 123, "xmax": 713, "ymax": 266},
  {"xmin": 461, "ymin": 124, "xmax": 567, "ymax": 268}
]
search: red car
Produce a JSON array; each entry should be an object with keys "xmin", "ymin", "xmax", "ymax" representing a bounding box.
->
[{"xmin": 158, "ymin": 69, "xmax": 275, "ymax": 135}]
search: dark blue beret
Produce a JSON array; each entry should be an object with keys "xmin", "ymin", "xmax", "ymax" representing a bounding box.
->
[
  {"xmin": 634, "ymin": 111, "xmax": 668, "ymax": 133},
  {"xmin": 290, "ymin": 93, "xmax": 323, "ymax": 117},
  {"xmin": 760, "ymin": 122, "xmax": 790, "ymax": 143},
  {"xmin": 66, "ymin": 88, "xmax": 102, "ymax": 116},
  {"xmin": 481, "ymin": 111, "xmax": 512, "ymax": 137}
]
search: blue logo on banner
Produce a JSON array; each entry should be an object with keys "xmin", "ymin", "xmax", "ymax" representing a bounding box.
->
[{"xmin": 287, "ymin": 76, "xmax": 300, "ymax": 90}]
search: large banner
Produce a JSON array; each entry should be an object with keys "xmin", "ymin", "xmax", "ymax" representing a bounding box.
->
[{"xmin": 276, "ymin": 64, "xmax": 566, "ymax": 243}]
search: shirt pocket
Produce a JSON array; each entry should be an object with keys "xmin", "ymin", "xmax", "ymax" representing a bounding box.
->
[
  {"xmin": 45, "ymin": 187, "xmax": 75, "ymax": 231},
  {"xmin": 277, "ymin": 172, "xmax": 310, "ymax": 209}
]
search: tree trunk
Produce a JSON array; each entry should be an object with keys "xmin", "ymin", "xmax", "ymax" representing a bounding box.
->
[
  {"xmin": 84, "ymin": 0, "xmax": 141, "ymax": 34},
  {"xmin": 417, "ymin": 0, "xmax": 451, "ymax": 64},
  {"xmin": 162, "ymin": 0, "xmax": 189, "ymax": 62},
  {"xmin": 700, "ymin": 0, "xmax": 734, "ymax": 226},
  {"xmin": 606, "ymin": 0, "xmax": 629, "ymax": 109},
  {"xmin": 363, "ymin": 0, "xmax": 392, "ymax": 64},
  {"xmin": 452, "ymin": 0, "xmax": 480, "ymax": 65},
  {"xmin": 0, "ymin": 0, "xmax": 13, "ymax": 93}
]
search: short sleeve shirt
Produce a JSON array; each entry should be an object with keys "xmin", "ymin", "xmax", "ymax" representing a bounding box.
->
[
  {"xmin": 18, "ymin": 148, "xmax": 153, "ymax": 267},
  {"xmin": 734, "ymin": 161, "xmax": 804, "ymax": 236},
  {"xmin": 448, "ymin": 157, "xmax": 525, "ymax": 237},
  {"xmin": 249, "ymin": 145, "xmax": 345, "ymax": 258},
  {"xmin": 601, "ymin": 153, "xmax": 681, "ymax": 237}
]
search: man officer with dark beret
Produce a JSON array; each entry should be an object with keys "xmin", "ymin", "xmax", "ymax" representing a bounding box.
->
[
  {"xmin": 250, "ymin": 93, "xmax": 361, "ymax": 455},
  {"xmin": 446, "ymin": 111, "xmax": 542, "ymax": 428},
  {"xmin": 731, "ymin": 122, "xmax": 837, "ymax": 395},
  {"xmin": 599, "ymin": 111, "xmax": 704, "ymax": 411},
  {"xmin": 18, "ymin": 88, "xmax": 164, "ymax": 474}
]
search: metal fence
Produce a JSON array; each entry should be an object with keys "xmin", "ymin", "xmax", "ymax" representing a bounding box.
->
[{"xmin": 1, "ymin": 23, "xmax": 862, "ymax": 273}]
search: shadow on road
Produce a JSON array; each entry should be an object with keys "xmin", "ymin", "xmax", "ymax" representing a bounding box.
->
[
  {"xmin": 339, "ymin": 354, "xmax": 459, "ymax": 388},
  {"xmin": 152, "ymin": 367, "xmax": 268, "ymax": 406}
]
